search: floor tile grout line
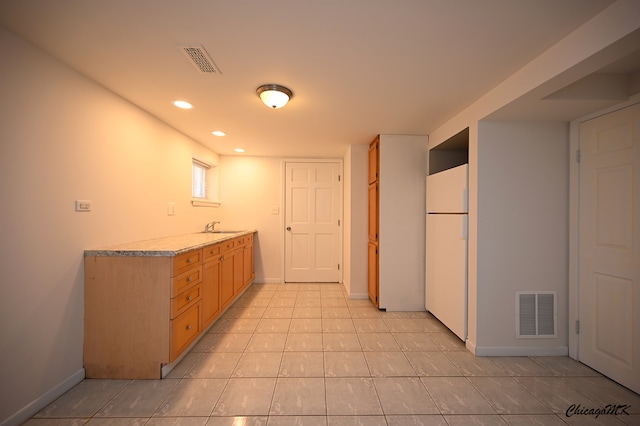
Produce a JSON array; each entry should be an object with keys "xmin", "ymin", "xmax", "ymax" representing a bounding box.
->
[{"xmin": 32, "ymin": 283, "xmax": 640, "ymax": 423}]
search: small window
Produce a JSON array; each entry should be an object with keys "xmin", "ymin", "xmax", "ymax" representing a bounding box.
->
[
  {"xmin": 192, "ymin": 158, "xmax": 219, "ymax": 207},
  {"xmin": 192, "ymin": 159, "xmax": 209, "ymax": 199}
]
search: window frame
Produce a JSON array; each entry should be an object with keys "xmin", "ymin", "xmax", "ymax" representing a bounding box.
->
[{"xmin": 191, "ymin": 157, "xmax": 220, "ymax": 207}]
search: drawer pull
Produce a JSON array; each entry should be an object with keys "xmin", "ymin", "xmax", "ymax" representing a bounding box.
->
[
  {"xmin": 187, "ymin": 296, "xmax": 193, "ymax": 301},
  {"xmin": 186, "ymin": 325, "xmax": 192, "ymax": 330},
  {"xmin": 220, "ymin": 256, "xmax": 225, "ymax": 261},
  {"xmin": 187, "ymin": 258, "xmax": 193, "ymax": 263},
  {"xmin": 187, "ymin": 277, "xmax": 193, "ymax": 282}
]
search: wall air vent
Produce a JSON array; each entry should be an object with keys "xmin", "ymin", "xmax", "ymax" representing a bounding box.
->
[
  {"xmin": 516, "ymin": 291, "xmax": 557, "ymax": 338},
  {"xmin": 180, "ymin": 44, "xmax": 221, "ymax": 74}
]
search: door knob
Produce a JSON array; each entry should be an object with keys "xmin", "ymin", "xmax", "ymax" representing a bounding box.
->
[{"xmin": 286, "ymin": 227, "xmax": 291, "ymax": 231}]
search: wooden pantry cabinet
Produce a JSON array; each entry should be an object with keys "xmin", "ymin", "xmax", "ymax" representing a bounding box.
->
[
  {"xmin": 84, "ymin": 232, "xmax": 255, "ymax": 379},
  {"xmin": 368, "ymin": 136, "xmax": 380, "ymax": 307}
]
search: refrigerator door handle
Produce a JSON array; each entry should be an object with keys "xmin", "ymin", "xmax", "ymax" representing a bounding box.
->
[
  {"xmin": 461, "ymin": 215, "xmax": 468, "ymax": 239},
  {"xmin": 462, "ymin": 188, "xmax": 468, "ymax": 212}
]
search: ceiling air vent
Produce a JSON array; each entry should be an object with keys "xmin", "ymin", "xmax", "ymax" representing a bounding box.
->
[{"xmin": 180, "ymin": 44, "xmax": 221, "ymax": 74}]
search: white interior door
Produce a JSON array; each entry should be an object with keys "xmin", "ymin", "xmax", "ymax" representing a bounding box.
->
[
  {"xmin": 285, "ymin": 162, "xmax": 341, "ymax": 282},
  {"xmin": 578, "ymin": 102, "xmax": 640, "ymax": 394}
]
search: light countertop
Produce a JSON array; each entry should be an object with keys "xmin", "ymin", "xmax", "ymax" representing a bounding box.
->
[{"xmin": 84, "ymin": 230, "xmax": 256, "ymax": 257}]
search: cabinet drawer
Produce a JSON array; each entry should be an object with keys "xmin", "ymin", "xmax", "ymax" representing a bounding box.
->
[
  {"xmin": 171, "ymin": 284, "xmax": 201, "ymax": 319},
  {"xmin": 170, "ymin": 301, "xmax": 202, "ymax": 361},
  {"xmin": 172, "ymin": 266, "xmax": 202, "ymax": 297},
  {"xmin": 220, "ymin": 239, "xmax": 235, "ymax": 253},
  {"xmin": 245, "ymin": 233, "xmax": 253, "ymax": 243},
  {"xmin": 235, "ymin": 236, "xmax": 245, "ymax": 246},
  {"xmin": 203, "ymin": 243, "xmax": 222, "ymax": 262},
  {"xmin": 172, "ymin": 249, "xmax": 202, "ymax": 276}
]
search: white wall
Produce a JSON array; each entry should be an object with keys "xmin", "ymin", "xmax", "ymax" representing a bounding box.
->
[
  {"xmin": 428, "ymin": 0, "xmax": 640, "ymax": 356},
  {"xmin": 343, "ymin": 145, "xmax": 369, "ymax": 298},
  {"xmin": 217, "ymin": 155, "xmax": 366, "ymax": 288},
  {"xmin": 0, "ymin": 27, "xmax": 221, "ymax": 425},
  {"xmin": 429, "ymin": 0, "xmax": 640, "ymax": 149},
  {"xmin": 474, "ymin": 121, "xmax": 569, "ymax": 355},
  {"xmin": 216, "ymin": 156, "xmax": 283, "ymax": 283}
]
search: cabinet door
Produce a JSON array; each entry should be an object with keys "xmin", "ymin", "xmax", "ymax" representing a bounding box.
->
[
  {"xmin": 368, "ymin": 242, "xmax": 378, "ymax": 307},
  {"xmin": 233, "ymin": 247, "xmax": 244, "ymax": 294},
  {"xmin": 170, "ymin": 301, "xmax": 202, "ymax": 361},
  {"xmin": 202, "ymin": 258, "xmax": 221, "ymax": 327},
  {"xmin": 368, "ymin": 136, "xmax": 379, "ymax": 184},
  {"xmin": 244, "ymin": 242, "xmax": 254, "ymax": 286},
  {"xmin": 220, "ymin": 251, "xmax": 235, "ymax": 309},
  {"xmin": 368, "ymin": 182, "xmax": 378, "ymax": 242}
]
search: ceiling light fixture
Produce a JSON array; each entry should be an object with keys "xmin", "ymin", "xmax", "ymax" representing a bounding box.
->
[
  {"xmin": 173, "ymin": 100, "xmax": 193, "ymax": 109},
  {"xmin": 211, "ymin": 131, "xmax": 226, "ymax": 137},
  {"xmin": 256, "ymin": 84, "xmax": 293, "ymax": 109},
  {"xmin": 234, "ymin": 148, "xmax": 245, "ymax": 153}
]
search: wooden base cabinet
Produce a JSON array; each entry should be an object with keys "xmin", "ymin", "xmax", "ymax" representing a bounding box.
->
[
  {"xmin": 220, "ymin": 250, "xmax": 235, "ymax": 309},
  {"xmin": 202, "ymin": 244, "xmax": 222, "ymax": 328},
  {"xmin": 84, "ymin": 232, "xmax": 255, "ymax": 379},
  {"xmin": 234, "ymin": 241, "xmax": 244, "ymax": 295},
  {"xmin": 221, "ymin": 234, "xmax": 254, "ymax": 310},
  {"xmin": 244, "ymin": 233, "xmax": 255, "ymax": 286},
  {"xmin": 84, "ymin": 256, "xmax": 172, "ymax": 379},
  {"xmin": 170, "ymin": 297, "xmax": 202, "ymax": 361},
  {"xmin": 170, "ymin": 250, "xmax": 204, "ymax": 362}
]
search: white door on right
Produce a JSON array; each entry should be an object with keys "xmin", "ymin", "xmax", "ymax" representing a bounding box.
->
[{"xmin": 579, "ymin": 102, "xmax": 640, "ymax": 394}]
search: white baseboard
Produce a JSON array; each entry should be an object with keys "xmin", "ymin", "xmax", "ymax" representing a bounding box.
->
[
  {"xmin": 465, "ymin": 339, "xmax": 476, "ymax": 354},
  {"xmin": 1, "ymin": 368, "xmax": 85, "ymax": 426},
  {"xmin": 347, "ymin": 292, "xmax": 369, "ymax": 300},
  {"xmin": 474, "ymin": 346, "xmax": 569, "ymax": 357},
  {"xmin": 257, "ymin": 278, "xmax": 282, "ymax": 284}
]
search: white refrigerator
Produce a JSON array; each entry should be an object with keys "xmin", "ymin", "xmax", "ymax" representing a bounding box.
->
[{"xmin": 425, "ymin": 164, "xmax": 468, "ymax": 341}]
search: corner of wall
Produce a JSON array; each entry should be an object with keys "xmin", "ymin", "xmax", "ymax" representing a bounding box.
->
[{"xmin": 2, "ymin": 369, "xmax": 85, "ymax": 426}]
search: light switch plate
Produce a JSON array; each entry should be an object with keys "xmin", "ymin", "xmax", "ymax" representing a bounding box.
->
[
  {"xmin": 270, "ymin": 206, "xmax": 279, "ymax": 215},
  {"xmin": 167, "ymin": 202, "xmax": 176, "ymax": 216},
  {"xmin": 75, "ymin": 200, "xmax": 92, "ymax": 212}
]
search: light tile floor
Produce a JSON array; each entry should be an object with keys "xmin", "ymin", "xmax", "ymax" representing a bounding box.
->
[{"xmin": 27, "ymin": 283, "xmax": 640, "ymax": 425}]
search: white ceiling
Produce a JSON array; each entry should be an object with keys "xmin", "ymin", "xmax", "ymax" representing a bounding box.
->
[{"xmin": 0, "ymin": 0, "xmax": 621, "ymax": 157}]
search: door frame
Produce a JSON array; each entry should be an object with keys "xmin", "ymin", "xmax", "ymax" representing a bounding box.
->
[
  {"xmin": 280, "ymin": 158, "xmax": 344, "ymax": 284},
  {"xmin": 568, "ymin": 95, "xmax": 640, "ymax": 360}
]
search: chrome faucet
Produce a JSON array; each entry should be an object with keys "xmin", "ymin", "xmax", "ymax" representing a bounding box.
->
[{"xmin": 204, "ymin": 221, "xmax": 221, "ymax": 232}]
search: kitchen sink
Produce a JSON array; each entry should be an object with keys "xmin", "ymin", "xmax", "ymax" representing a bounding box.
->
[{"xmin": 202, "ymin": 230, "xmax": 242, "ymax": 234}]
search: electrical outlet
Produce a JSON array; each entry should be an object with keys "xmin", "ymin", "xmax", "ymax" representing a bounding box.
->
[
  {"xmin": 75, "ymin": 200, "xmax": 92, "ymax": 212},
  {"xmin": 270, "ymin": 206, "xmax": 279, "ymax": 215},
  {"xmin": 167, "ymin": 202, "xmax": 176, "ymax": 216}
]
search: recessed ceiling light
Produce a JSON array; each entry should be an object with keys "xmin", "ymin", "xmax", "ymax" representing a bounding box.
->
[
  {"xmin": 173, "ymin": 100, "xmax": 193, "ymax": 109},
  {"xmin": 234, "ymin": 148, "xmax": 245, "ymax": 153},
  {"xmin": 212, "ymin": 131, "xmax": 226, "ymax": 137}
]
